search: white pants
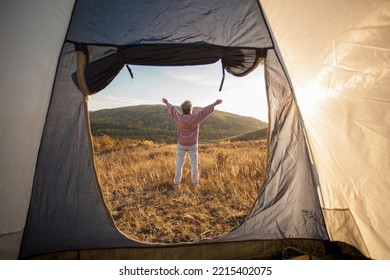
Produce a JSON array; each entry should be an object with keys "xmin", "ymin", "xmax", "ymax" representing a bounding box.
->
[{"xmin": 174, "ymin": 144, "xmax": 199, "ymax": 184}]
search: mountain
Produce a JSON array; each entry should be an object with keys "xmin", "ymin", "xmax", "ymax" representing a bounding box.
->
[
  {"xmin": 89, "ymin": 105, "xmax": 267, "ymax": 143},
  {"xmin": 223, "ymin": 128, "xmax": 268, "ymax": 142}
]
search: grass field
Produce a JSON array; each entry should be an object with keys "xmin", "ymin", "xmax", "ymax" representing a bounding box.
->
[{"xmin": 93, "ymin": 136, "xmax": 267, "ymax": 243}]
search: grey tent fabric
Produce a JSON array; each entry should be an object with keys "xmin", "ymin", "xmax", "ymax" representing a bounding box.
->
[
  {"xmin": 67, "ymin": 0, "xmax": 272, "ymax": 48},
  {"xmin": 218, "ymin": 50, "xmax": 328, "ymax": 242},
  {"xmin": 19, "ymin": 43, "xmax": 143, "ymax": 258},
  {"xmin": 20, "ymin": 0, "xmax": 327, "ymax": 258}
]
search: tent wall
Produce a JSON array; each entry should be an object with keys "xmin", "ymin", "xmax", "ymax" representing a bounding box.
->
[
  {"xmin": 261, "ymin": 0, "xmax": 390, "ymax": 259},
  {"xmin": 19, "ymin": 43, "xmax": 140, "ymax": 259},
  {"xmin": 0, "ymin": 0, "xmax": 76, "ymax": 259}
]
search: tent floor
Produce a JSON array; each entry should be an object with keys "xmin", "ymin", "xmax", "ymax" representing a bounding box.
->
[{"xmin": 27, "ymin": 239, "xmax": 368, "ymax": 260}]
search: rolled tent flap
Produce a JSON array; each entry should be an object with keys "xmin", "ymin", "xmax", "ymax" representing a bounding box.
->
[
  {"xmin": 75, "ymin": 44, "xmax": 266, "ymax": 94},
  {"xmin": 223, "ymin": 48, "xmax": 267, "ymax": 77}
]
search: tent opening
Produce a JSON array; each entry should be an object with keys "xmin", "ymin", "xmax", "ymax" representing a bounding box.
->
[{"xmin": 88, "ymin": 62, "xmax": 269, "ymax": 243}]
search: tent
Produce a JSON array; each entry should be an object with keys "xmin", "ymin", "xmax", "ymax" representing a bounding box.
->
[{"xmin": 0, "ymin": 0, "xmax": 389, "ymax": 260}]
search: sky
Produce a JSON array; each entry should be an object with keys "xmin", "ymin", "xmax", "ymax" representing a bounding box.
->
[{"xmin": 88, "ymin": 61, "xmax": 269, "ymax": 122}]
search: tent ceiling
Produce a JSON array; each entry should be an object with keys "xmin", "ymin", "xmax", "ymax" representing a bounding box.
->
[{"xmin": 67, "ymin": 0, "xmax": 272, "ymax": 48}]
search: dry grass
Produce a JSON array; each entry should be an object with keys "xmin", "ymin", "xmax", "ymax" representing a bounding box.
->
[{"xmin": 93, "ymin": 137, "xmax": 267, "ymax": 244}]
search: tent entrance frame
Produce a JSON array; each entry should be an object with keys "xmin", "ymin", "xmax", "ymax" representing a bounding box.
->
[{"xmin": 79, "ymin": 44, "xmax": 270, "ymax": 246}]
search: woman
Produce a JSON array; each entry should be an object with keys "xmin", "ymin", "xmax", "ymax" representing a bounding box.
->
[{"xmin": 162, "ymin": 98, "xmax": 223, "ymax": 188}]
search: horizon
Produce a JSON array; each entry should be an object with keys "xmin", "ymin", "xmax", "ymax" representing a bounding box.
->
[
  {"xmin": 88, "ymin": 61, "xmax": 269, "ymax": 122},
  {"xmin": 89, "ymin": 103, "xmax": 267, "ymax": 122}
]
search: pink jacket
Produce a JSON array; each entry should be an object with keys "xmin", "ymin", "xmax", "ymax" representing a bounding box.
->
[{"xmin": 166, "ymin": 103, "xmax": 215, "ymax": 146}]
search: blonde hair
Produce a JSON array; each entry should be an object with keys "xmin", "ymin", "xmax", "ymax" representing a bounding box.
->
[{"xmin": 181, "ymin": 100, "xmax": 192, "ymax": 114}]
